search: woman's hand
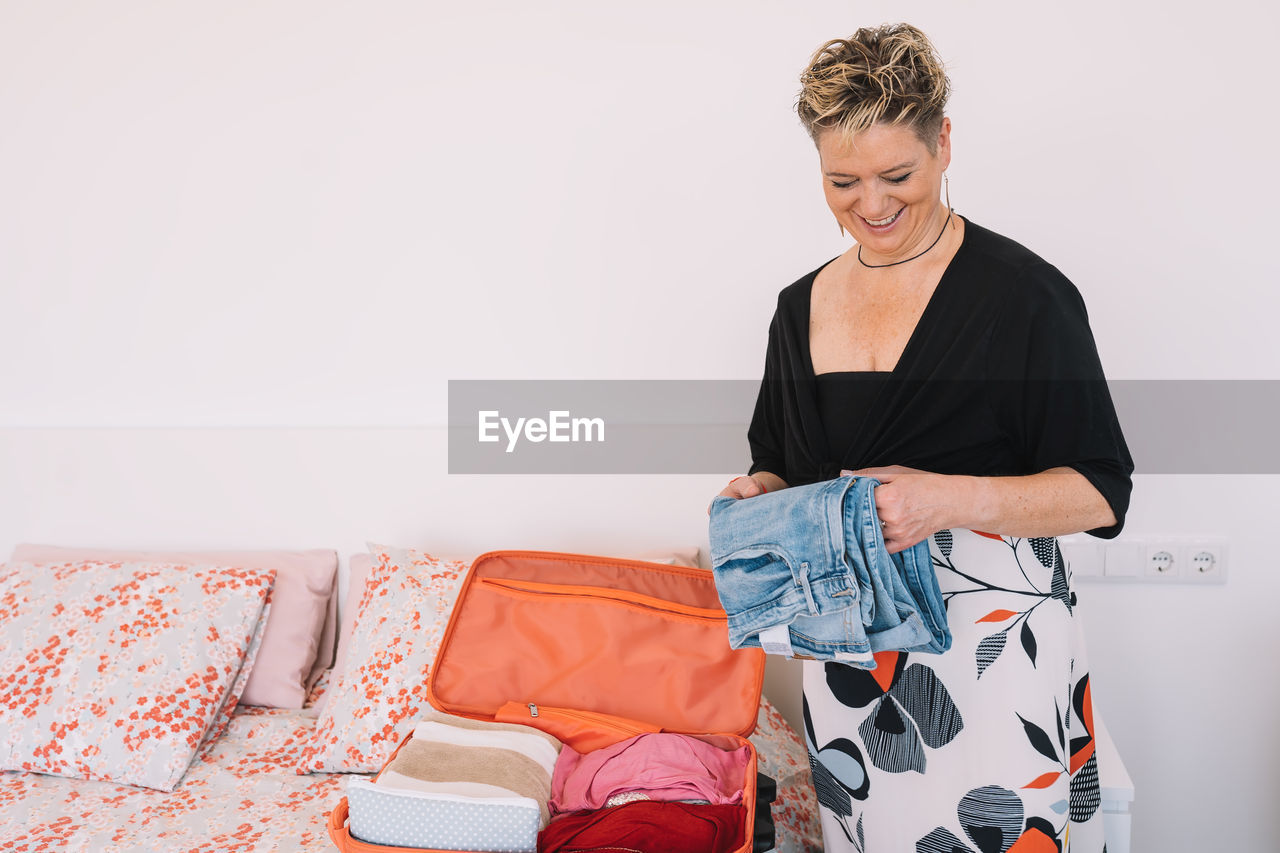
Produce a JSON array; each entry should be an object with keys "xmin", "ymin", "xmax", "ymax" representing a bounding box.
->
[
  {"xmin": 846, "ymin": 465, "xmax": 963, "ymax": 554},
  {"xmin": 720, "ymin": 475, "xmax": 768, "ymax": 500},
  {"xmin": 707, "ymin": 473, "xmax": 784, "ymax": 514},
  {"xmin": 850, "ymin": 465, "xmax": 1117, "ymax": 549}
]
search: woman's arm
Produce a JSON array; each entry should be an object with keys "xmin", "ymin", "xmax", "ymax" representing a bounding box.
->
[
  {"xmin": 853, "ymin": 465, "xmax": 1115, "ymax": 554},
  {"xmin": 963, "ymin": 467, "xmax": 1116, "ymax": 535}
]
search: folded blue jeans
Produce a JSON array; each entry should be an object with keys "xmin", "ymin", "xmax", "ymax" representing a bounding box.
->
[{"xmin": 708, "ymin": 476, "xmax": 950, "ymax": 668}]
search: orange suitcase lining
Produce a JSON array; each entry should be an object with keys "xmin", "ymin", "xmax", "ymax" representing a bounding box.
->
[{"xmin": 328, "ymin": 550, "xmax": 765, "ymax": 853}]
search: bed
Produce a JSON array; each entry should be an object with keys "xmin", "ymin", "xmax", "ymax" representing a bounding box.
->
[{"xmin": 0, "ymin": 544, "xmax": 822, "ymax": 853}]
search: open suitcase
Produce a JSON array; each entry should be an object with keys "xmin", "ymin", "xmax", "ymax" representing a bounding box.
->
[{"xmin": 327, "ymin": 550, "xmax": 767, "ymax": 853}]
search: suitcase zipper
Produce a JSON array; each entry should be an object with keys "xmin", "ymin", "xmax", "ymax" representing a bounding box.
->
[
  {"xmin": 523, "ymin": 704, "xmax": 654, "ymax": 735},
  {"xmin": 477, "ymin": 577, "xmax": 725, "ymax": 621},
  {"xmin": 514, "ymin": 701, "xmax": 655, "ymax": 732},
  {"xmin": 496, "ymin": 700, "xmax": 661, "ymax": 743}
]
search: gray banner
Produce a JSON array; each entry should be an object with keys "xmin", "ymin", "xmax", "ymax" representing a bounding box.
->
[{"xmin": 448, "ymin": 379, "xmax": 1280, "ymax": 474}]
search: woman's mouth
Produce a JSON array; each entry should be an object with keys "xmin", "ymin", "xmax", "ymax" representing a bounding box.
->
[{"xmin": 860, "ymin": 208, "xmax": 904, "ymax": 230}]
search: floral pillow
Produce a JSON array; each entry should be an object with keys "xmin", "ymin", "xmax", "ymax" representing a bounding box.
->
[
  {"xmin": 0, "ymin": 561, "xmax": 274, "ymax": 791},
  {"xmin": 296, "ymin": 544, "xmax": 469, "ymax": 773}
]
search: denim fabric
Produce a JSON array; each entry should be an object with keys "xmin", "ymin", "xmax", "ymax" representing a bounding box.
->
[{"xmin": 708, "ymin": 477, "xmax": 950, "ymax": 667}]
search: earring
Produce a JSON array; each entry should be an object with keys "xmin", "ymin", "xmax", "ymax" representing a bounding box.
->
[
  {"xmin": 838, "ymin": 221, "xmax": 846, "ymax": 238},
  {"xmin": 945, "ymin": 173, "xmax": 955, "ymax": 229}
]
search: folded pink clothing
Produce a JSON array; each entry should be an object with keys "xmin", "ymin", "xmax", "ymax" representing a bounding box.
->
[{"xmin": 549, "ymin": 733, "xmax": 750, "ymax": 815}]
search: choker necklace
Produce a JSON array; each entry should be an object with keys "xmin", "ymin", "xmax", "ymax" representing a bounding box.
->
[{"xmin": 857, "ymin": 207, "xmax": 954, "ymax": 269}]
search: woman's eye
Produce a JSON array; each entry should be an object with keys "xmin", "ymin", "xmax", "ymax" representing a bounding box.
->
[
  {"xmin": 831, "ymin": 180, "xmax": 855, "ymax": 189},
  {"xmin": 886, "ymin": 173, "xmax": 912, "ymax": 184}
]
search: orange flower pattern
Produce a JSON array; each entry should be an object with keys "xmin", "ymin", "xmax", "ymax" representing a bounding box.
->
[
  {"xmin": 0, "ymin": 560, "xmax": 273, "ymax": 792},
  {"xmin": 753, "ymin": 698, "xmax": 824, "ymax": 853},
  {"xmin": 294, "ymin": 545, "xmax": 470, "ymax": 773},
  {"xmin": 0, "ymin": 702, "xmax": 344, "ymax": 852}
]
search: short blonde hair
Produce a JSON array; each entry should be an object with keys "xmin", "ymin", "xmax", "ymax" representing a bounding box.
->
[{"xmin": 797, "ymin": 23, "xmax": 951, "ymax": 151}]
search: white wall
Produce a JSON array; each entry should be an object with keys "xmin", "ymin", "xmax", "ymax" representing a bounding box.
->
[{"xmin": 2, "ymin": 2, "xmax": 1277, "ymax": 850}]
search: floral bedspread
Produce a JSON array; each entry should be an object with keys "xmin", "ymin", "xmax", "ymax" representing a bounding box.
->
[
  {"xmin": 754, "ymin": 699, "xmax": 823, "ymax": 853},
  {"xmin": 0, "ymin": 690, "xmax": 820, "ymax": 853},
  {"xmin": 0, "ymin": 703, "xmax": 345, "ymax": 853}
]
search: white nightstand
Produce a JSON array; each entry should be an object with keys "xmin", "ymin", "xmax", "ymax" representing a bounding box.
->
[{"xmin": 1094, "ymin": 715, "xmax": 1135, "ymax": 853}]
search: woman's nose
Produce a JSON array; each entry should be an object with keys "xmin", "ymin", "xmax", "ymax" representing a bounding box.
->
[{"xmin": 858, "ymin": 187, "xmax": 892, "ymax": 218}]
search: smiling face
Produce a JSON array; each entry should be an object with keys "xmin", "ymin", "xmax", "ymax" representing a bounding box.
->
[{"xmin": 818, "ymin": 119, "xmax": 952, "ymax": 264}]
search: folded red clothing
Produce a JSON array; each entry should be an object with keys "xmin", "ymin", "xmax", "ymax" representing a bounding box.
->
[{"xmin": 538, "ymin": 801, "xmax": 746, "ymax": 853}]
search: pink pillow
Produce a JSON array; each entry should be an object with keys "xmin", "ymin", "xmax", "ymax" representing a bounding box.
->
[
  {"xmin": 9, "ymin": 544, "xmax": 338, "ymax": 709},
  {"xmin": 327, "ymin": 551, "xmax": 376, "ymax": 708},
  {"xmin": 646, "ymin": 546, "xmax": 702, "ymax": 569}
]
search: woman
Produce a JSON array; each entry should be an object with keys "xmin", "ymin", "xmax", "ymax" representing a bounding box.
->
[{"xmin": 717, "ymin": 24, "xmax": 1133, "ymax": 852}]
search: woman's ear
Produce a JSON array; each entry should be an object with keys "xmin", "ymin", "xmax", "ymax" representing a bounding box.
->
[{"xmin": 936, "ymin": 116, "xmax": 953, "ymax": 170}]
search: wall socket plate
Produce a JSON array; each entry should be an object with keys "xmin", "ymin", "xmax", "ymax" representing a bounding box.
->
[
  {"xmin": 1074, "ymin": 536, "xmax": 1230, "ymax": 585},
  {"xmin": 1143, "ymin": 540, "xmax": 1181, "ymax": 580},
  {"xmin": 1058, "ymin": 535, "xmax": 1103, "ymax": 577},
  {"xmin": 1103, "ymin": 540, "xmax": 1143, "ymax": 578},
  {"xmin": 1182, "ymin": 537, "xmax": 1228, "ymax": 584}
]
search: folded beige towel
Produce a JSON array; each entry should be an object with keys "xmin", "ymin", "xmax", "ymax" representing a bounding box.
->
[{"xmin": 375, "ymin": 709, "xmax": 563, "ymax": 827}]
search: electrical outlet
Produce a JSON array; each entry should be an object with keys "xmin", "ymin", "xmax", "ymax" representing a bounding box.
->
[
  {"xmin": 1143, "ymin": 540, "xmax": 1182, "ymax": 580},
  {"xmin": 1090, "ymin": 535, "xmax": 1230, "ymax": 583},
  {"xmin": 1183, "ymin": 537, "xmax": 1229, "ymax": 584}
]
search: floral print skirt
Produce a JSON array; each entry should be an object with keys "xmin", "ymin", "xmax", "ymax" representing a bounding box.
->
[{"xmin": 802, "ymin": 529, "xmax": 1105, "ymax": 852}]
